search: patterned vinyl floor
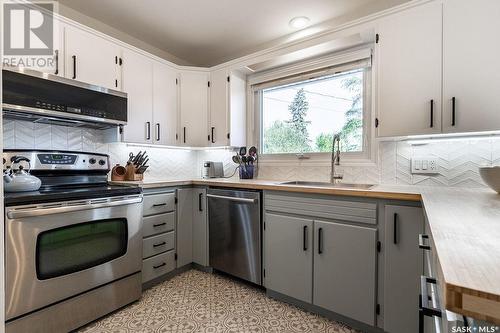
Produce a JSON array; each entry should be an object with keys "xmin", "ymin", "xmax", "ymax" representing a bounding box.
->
[{"xmin": 78, "ymin": 269, "xmax": 357, "ymax": 333}]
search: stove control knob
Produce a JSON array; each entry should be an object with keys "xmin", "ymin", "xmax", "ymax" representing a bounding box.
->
[
  {"xmin": 89, "ymin": 158, "xmax": 96, "ymax": 164},
  {"xmin": 98, "ymin": 159, "xmax": 106, "ymax": 166}
]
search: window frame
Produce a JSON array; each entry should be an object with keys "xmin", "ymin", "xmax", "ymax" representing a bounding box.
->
[{"xmin": 250, "ymin": 53, "xmax": 375, "ymax": 166}]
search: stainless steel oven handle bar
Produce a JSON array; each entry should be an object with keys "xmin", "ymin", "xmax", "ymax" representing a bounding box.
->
[
  {"xmin": 7, "ymin": 195, "xmax": 143, "ymax": 219},
  {"xmin": 206, "ymin": 193, "xmax": 257, "ymax": 204}
]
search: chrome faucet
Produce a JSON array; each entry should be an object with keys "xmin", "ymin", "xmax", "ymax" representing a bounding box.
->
[{"xmin": 331, "ymin": 134, "xmax": 343, "ymax": 184}]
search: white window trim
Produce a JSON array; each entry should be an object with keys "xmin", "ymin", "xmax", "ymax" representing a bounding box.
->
[{"xmin": 248, "ymin": 49, "xmax": 377, "ymax": 167}]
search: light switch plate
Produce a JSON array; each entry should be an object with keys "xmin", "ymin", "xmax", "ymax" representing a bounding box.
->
[{"xmin": 411, "ymin": 157, "xmax": 438, "ymax": 174}]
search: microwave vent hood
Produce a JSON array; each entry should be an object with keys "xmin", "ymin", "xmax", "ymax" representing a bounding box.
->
[{"xmin": 2, "ymin": 68, "xmax": 127, "ymax": 130}]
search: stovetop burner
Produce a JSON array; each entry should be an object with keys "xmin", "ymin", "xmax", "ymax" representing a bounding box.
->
[{"xmin": 3, "ymin": 149, "xmax": 142, "ymax": 206}]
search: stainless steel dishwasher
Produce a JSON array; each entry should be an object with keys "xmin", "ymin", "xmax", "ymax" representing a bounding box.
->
[{"xmin": 207, "ymin": 188, "xmax": 262, "ymax": 285}]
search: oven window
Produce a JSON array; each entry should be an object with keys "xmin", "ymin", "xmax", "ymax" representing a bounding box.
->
[{"xmin": 36, "ymin": 219, "xmax": 128, "ymax": 280}]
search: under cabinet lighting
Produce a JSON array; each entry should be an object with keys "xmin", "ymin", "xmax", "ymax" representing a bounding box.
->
[{"xmin": 406, "ymin": 131, "xmax": 500, "ymax": 145}]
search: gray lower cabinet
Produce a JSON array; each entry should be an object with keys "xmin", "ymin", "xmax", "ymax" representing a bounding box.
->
[
  {"xmin": 384, "ymin": 205, "xmax": 424, "ymax": 333},
  {"xmin": 142, "ymin": 189, "xmax": 177, "ymax": 284},
  {"xmin": 264, "ymin": 213, "xmax": 313, "ymax": 303},
  {"xmin": 176, "ymin": 188, "xmax": 193, "ymax": 268},
  {"xmin": 192, "ymin": 188, "xmax": 208, "ymax": 266},
  {"xmin": 313, "ymin": 220, "xmax": 377, "ymax": 326}
]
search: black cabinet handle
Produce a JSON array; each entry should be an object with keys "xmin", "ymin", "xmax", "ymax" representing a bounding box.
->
[
  {"xmin": 153, "ymin": 241, "xmax": 166, "ymax": 248},
  {"xmin": 153, "ymin": 222, "xmax": 167, "ymax": 227},
  {"xmin": 318, "ymin": 228, "xmax": 323, "ymax": 254},
  {"xmin": 54, "ymin": 50, "xmax": 59, "ymax": 75},
  {"xmin": 451, "ymin": 97, "xmax": 456, "ymax": 126},
  {"xmin": 156, "ymin": 123, "xmax": 160, "ymax": 141},
  {"xmin": 72, "ymin": 55, "xmax": 77, "ymax": 79},
  {"xmin": 199, "ymin": 193, "xmax": 203, "ymax": 211},
  {"xmin": 419, "ymin": 275, "xmax": 442, "ymax": 333},
  {"xmin": 418, "ymin": 234, "xmax": 431, "ymax": 250},
  {"xmin": 183, "ymin": 127, "xmax": 186, "ymax": 143},
  {"xmin": 393, "ymin": 213, "xmax": 398, "ymax": 244},
  {"xmin": 429, "ymin": 99, "xmax": 434, "ymax": 128},
  {"xmin": 146, "ymin": 122, "xmax": 151, "ymax": 140},
  {"xmin": 153, "ymin": 262, "xmax": 166, "ymax": 269},
  {"xmin": 152, "ymin": 203, "xmax": 167, "ymax": 207},
  {"xmin": 211, "ymin": 127, "xmax": 215, "ymax": 143},
  {"xmin": 303, "ymin": 225, "xmax": 308, "ymax": 251}
]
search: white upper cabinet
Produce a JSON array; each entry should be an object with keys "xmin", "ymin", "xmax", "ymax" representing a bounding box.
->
[
  {"xmin": 122, "ymin": 48, "xmax": 153, "ymax": 144},
  {"xmin": 209, "ymin": 68, "xmax": 229, "ymax": 146},
  {"xmin": 442, "ymin": 0, "xmax": 500, "ymax": 133},
  {"xmin": 209, "ymin": 68, "xmax": 246, "ymax": 147},
  {"xmin": 376, "ymin": 1, "xmax": 442, "ymax": 137},
  {"xmin": 179, "ymin": 71, "xmax": 209, "ymax": 146},
  {"xmin": 64, "ymin": 25, "xmax": 120, "ymax": 90},
  {"xmin": 153, "ymin": 61, "xmax": 178, "ymax": 146}
]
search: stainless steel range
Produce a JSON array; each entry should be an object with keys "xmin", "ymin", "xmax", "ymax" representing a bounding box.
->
[{"xmin": 3, "ymin": 150, "xmax": 143, "ymax": 333}]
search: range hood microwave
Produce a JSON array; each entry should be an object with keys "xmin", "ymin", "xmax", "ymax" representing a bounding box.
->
[{"xmin": 2, "ymin": 68, "xmax": 127, "ymax": 129}]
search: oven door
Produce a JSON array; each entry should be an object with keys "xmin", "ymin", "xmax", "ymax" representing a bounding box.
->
[{"xmin": 5, "ymin": 195, "xmax": 143, "ymax": 321}]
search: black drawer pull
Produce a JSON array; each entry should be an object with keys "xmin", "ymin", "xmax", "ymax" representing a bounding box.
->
[
  {"xmin": 153, "ymin": 241, "xmax": 166, "ymax": 248},
  {"xmin": 153, "ymin": 262, "xmax": 166, "ymax": 269},
  {"xmin": 72, "ymin": 55, "xmax": 77, "ymax": 79},
  {"xmin": 451, "ymin": 97, "xmax": 456, "ymax": 126},
  {"xmin": 146, "ymin": 122, "xmax": 151, "ymax": 140},
  {"xmin": 418, "ymin": 234, "xmax": 431, "ymax": 250},
  {"xmin": 156, "ymin": 123, "xmax": 160, "ymax": 141},
  {"xmin": 211, "ymin": 127, "xmax": 215, "ymax": 143},
  {"xmin": 393, "ymin": 213, "xmax": 398, "ymax": 244},
  {"xmin": 430, "ymin": 99, "xmax": 434, "ymax": 128},
  {"xmin": 152, "ymin": 203, "xmax": 167, "ymax": 207},
  {"xmin": 318, "ymin": 228, "xmax": 323, "ymax": 254},
  {"xmin": 54, "ymin": 50, "xmax": 59, "ymax": 75},
  {"xmin": 183, "ymin": 127, "xmax": 186, "ymax": 143},
  {"xmin": 153, "ymin": 222, "xmax": 167, "ymax": 227},
  {"xmin": 303, "ymin": 225, "xmax": 308, "ymax": 251},
  {"xmin": 199, "ymin": 193, "xmax": 203, "ymax": 211}
]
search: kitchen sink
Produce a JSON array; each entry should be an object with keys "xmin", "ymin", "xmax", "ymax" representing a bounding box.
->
[{"xmin": 277, "ymin": 181, "xmax": 374, "ymax": 190}]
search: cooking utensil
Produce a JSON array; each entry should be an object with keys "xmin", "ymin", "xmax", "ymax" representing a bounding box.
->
[
  {"xmin": 232, "ymin": 155, "xmax": 240, "ymax": 164},
  {"xmin": 246, "ymin": 155, "xmax": 255, "ymax": 165},
  {"xmin": 241, "ymin": 156, "xmax": 247, "ymax": 164},
  {"xmin": 137, "ymin": 165, "xmax": 149, "ymax": 174},
  {"xmin": 141, "ymin": 158, "xmax": 149, "ymax": 167},
  {"xmin": 248, "ymin": 146, "xmax": 257, "ymax": 157},
  {"xmin": 239, "ymin": 147, "xmax": 247, "ymax": 156},
  {"xmin": 3, "ymin": 157, "xmax": 41, "ymax": 192}
]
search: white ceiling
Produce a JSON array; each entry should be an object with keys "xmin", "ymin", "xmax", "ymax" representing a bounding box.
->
[{"xmin": 58, "ymin": 0, "xmax": 408, "ymax": 67}]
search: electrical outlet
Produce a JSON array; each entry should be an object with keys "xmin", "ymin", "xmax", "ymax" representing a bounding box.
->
[{"xmin": 411, "ymin": 158, "xmax": 438, "ymax": 174}]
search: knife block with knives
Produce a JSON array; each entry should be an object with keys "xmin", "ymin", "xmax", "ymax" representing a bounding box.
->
[{"xmin": 122, "ymin": 150, "xmax": 149, "ymax": 181}]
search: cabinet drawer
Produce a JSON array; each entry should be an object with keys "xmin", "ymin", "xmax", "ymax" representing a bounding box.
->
[
  {"xmin": 143, "ymin": 212, "xmax": 175, "ymax": 237},
  {"xmin": 265, "ymin": 191, "xmax": 377, "ymax": 225},
  {"xmin": 143, "ymin": 232, "xmax": 175, "ymax": 258},
  {"xmin": 143, "ymin": 192, "xmax": 175, "ymax": 216},
  {"xmin": 142, "ymin": 250, "xmax": 176, "ymax": 283}
]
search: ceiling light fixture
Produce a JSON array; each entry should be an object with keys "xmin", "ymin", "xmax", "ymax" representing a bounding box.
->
[{"xmin": 289, "ymin": 16, "xmax": 310, "ymax": 29}]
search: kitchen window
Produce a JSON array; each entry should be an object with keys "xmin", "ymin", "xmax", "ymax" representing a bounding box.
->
[{"xmin": 251, "ymin": 49, "xmax": 373, "ymax": 163}]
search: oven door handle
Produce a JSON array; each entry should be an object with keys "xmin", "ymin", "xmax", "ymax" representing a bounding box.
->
[{"xmin": 7, "ymin": 196, "xmax": 143, "ymax": 219}]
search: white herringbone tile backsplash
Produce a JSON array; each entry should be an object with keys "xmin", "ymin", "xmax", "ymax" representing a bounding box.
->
[{"xmin": 4, "ymin": 120, "xmax": 497, "ymax": 187}]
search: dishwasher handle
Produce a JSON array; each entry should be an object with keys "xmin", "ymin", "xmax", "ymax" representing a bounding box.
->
[{"xmin": 206, "ymin": 193, "xmax": 257, "ymax": 204}]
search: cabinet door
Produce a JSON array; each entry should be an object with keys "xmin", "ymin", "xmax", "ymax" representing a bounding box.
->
[
  {"xmin": 376, "ymin": 2, "xmax": 442, "ymax": 137},
  {"xmin": 179, "ymin": 71, "xmax": 209, "ymax": 146},
  {"xmin": 209, "ymin": 68, "xmax": 228, "ymax": 146},
  {"xmin": 153, "ymin": 61, "xmax": 178, "ymax": 145},
  {"xmin": 442, "ymin": 0, "xmax": 500, "ymax": 133},
  {"xmin": 314, "ymin": 220, "xmax": 377, "ymax": 326},
  {"xmin": 384, "ymin": 205, "xmax": 424, "ymax": 333},
  {"xmin": 176, "ymin": 188, "xmax": 193, "ymax": 267},
  {"xmin": 122, "ymin": 48, "xmax": 153, "ymax": 144},
  {"xmin": 264, "ymin": 213, "xmax": 313, "ymax": 303},
  {"xmin": 64, "ymin": 25, "xmax": 119, "ymax": 90},
  {"xmin": 192, "ymin": 188, "xmax": 208, "ymax": 266},
  {"xmin": 228, "ymin": 71, "xmax": 247, "ymax": 147}
]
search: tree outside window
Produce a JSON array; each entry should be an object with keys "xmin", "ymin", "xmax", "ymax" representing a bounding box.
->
[{"xmin": 262, "ymin": 69, "xmax": 364, "ymax": 154}]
